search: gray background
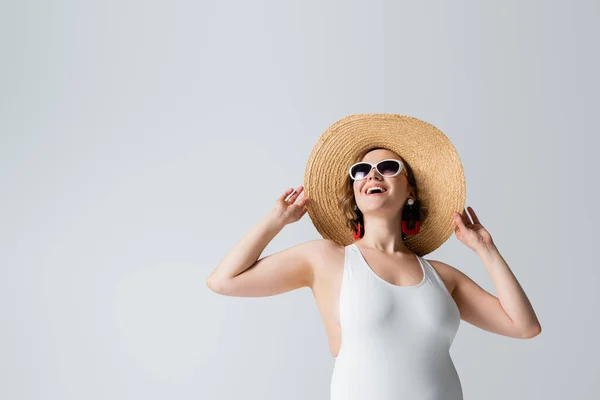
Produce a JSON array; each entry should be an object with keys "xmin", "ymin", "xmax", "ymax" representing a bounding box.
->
[{"xmin": 2, "ymin": 0, "xmax": 599, "ymax": 399}]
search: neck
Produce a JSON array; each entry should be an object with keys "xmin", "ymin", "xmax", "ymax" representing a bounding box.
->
[{"xmin": 357, "ymin": 212, "xmax": 411, "ymax": 254}]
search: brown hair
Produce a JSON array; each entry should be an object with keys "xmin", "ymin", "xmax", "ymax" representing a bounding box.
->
[{"xmin": 336, "ymin": 147, "xmax": 429, "ymax": 241}]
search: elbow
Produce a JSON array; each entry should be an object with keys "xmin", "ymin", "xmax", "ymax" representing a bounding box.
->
[
  {"xmin": 520, "ymin": 324, "xmax": 542, "ymax": 339},
  {"xmin": 206, "ymin": 276, "xmax": 226, "ymax": 294}
]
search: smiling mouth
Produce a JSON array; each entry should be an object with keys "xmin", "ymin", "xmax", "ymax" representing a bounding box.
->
[{"xmin": 365, "ymin": 189, "xmax": 387, "ymax": 196}]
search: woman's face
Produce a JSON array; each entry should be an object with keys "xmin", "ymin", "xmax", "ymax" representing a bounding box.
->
[{"xmin": 352, "ymin": 149, "xmax": 411, "ymax": 215}]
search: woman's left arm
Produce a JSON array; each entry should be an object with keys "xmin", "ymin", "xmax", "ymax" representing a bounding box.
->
[{"xmin": 447, "ymin": 206, "xmax": 542, "ymax": 339}]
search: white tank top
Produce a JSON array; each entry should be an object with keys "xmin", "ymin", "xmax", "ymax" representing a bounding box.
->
[{"xmin": 331, "ymin": 243, "xmax": 462, "ymax": 400}]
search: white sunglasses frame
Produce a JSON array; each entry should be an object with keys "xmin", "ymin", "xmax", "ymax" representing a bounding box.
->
[{"xmin": 348, "ymin": 159, "xmax": 405, "ymax": 181}]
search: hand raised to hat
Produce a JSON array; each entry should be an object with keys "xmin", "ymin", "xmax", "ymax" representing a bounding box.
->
[
  {"xmin": 271, "ymin": 186, "xmax": 311, "ymax": 226},
  {"xmin": 452, "ymin": 206, "xmax": 495, "ymax": 253}
]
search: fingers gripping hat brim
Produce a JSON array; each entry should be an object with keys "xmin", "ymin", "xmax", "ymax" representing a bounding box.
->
[{"xmin": 303, "ymin": 113, "xmax": 466, "ymax": 257}]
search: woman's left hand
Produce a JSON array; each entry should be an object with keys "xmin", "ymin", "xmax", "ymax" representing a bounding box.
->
[{"xmin": 452, "ymin": 206, "xmax": 495, "ymax": 252}]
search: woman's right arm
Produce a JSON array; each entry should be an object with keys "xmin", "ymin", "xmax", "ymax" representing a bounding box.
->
[{"xmin": 205, "ymin": 185, "xmax": 320, "ymax": 297}]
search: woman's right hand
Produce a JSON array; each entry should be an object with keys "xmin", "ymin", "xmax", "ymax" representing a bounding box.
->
[{"xmin": 271, "ymin": 186, "xmax": 311, "ymax": 226}]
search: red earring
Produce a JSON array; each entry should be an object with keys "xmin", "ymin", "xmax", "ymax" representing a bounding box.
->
[
  {"xmin": 401, "ymin": 197, "xmax": 421, "ymax": 235},
  {"xmin": 401, "ymin": 220, "xmax": 421, "ymax": 235},
  {"xmin": 353, "ymin": 222, "xmax": 362, "ymax": 240}
]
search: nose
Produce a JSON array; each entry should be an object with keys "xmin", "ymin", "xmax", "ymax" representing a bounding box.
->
[{"xmin": 366, "ymin": 166, "xmax": 383, "ymax": 180}]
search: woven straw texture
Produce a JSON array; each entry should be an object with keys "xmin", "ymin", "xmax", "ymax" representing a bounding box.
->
[{"xmin": 303, "ymin": 114, "xmax": 466, "ymax": 257}]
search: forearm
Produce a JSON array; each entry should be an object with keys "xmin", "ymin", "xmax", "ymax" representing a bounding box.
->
[
  {"xmin": 207, "ymin": 210, "xmax": 286, "ymax": 285},
  {"xmin": 476, "ymin": 244, "xmax": 542, "ymax": 333}
]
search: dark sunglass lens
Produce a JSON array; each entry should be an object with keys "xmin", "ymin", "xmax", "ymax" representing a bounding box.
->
[
  {"xmin": 351, "ymin": 163, "xmax": 371, "ymax": 179},
  {"xmin": 378, "ymin": 160, "xmax": 400, "ymax": 176}
]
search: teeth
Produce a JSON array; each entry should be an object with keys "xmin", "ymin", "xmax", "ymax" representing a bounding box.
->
[{"xmin": 366, "ymin": 186, "xmax": 386, "ymax": 194}]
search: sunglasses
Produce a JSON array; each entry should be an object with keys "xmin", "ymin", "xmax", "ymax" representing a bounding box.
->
[{"xmin": 348, "ymin": 159, "xmax": 404, "ymax": 181}]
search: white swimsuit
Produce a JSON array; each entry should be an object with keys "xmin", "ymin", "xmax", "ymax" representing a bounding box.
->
[{"xmin": 331, "ymin": 243, "xmax": 462, "ymax": 400}]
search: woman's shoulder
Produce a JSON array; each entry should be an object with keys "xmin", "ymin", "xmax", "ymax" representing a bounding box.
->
[
  {"xmin": 300, "ymin": 239, "xmax": 345, "ymax": 273},
  {"xmin": 303, "ymin": 238, "xmax": 345, "ymax": 258},
  {"xmin": 423, "ymin": 258, "xmax": 460, "ymax": 295}
]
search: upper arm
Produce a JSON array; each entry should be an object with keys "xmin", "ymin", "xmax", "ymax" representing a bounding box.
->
[
  {"xmin": 429, "ymin": 259, "xmax": 527, "ymax": 339},
  {"xmin": 209, "ymin": 239, "xmax": 329, "ymax": 297}
]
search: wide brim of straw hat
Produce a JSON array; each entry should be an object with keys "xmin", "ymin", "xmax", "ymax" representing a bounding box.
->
[{"xmin": 303, "ymin": 113, "xmax": 466, "ymax": 257}]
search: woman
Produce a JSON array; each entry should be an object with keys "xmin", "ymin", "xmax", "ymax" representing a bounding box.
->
[{"xmin": 206, "ymin": 114, "xmax": 541, "ymax": 400}]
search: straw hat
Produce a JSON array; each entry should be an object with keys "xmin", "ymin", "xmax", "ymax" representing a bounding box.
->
[{"xmin": 303, "ymin": 113, "xmax": 466, "ymax": 257}]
